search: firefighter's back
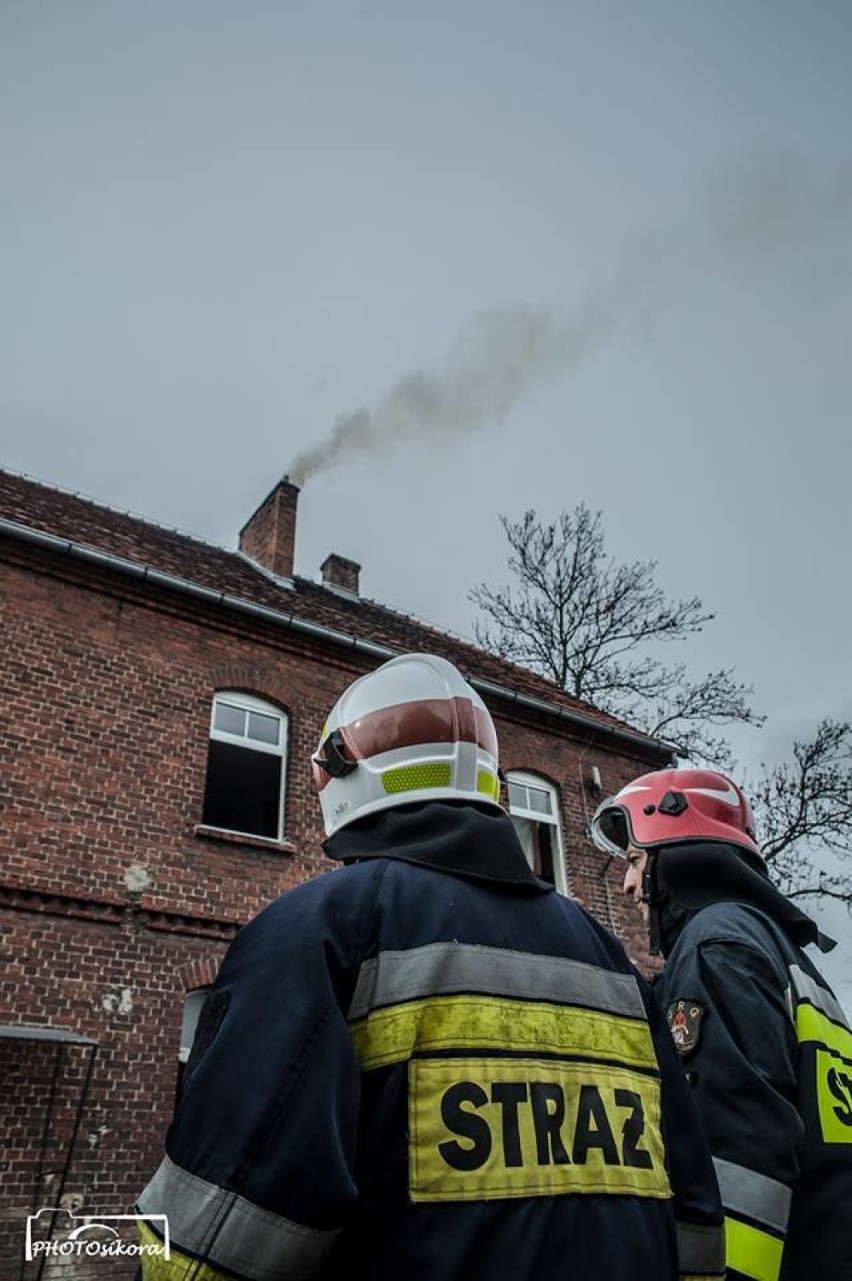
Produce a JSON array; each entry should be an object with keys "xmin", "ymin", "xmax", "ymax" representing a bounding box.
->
[{"xmin": 318, "ymin": 856, "xmax": 719, "ymax": 1280}]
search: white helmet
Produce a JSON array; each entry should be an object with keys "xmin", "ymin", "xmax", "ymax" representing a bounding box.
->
[{"xmin": 311, "ymin": 653, "xmax": 502, "ymax": 836}]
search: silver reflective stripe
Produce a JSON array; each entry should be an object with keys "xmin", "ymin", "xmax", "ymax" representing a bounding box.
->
[
  {"xmin": 788, "ymin": 964, "xmax": 850, "ymax": 1028},
  {"xmin": 137, "ymin": 1155, "xmax": 338, "ymax": 1281},
  {"xmin": 675, "ymin": 1220, "xmax": 725, "ymax": 1274},
  {"xmin": 348, "ymin": 942, "xmax": 645, "ymax": 1021},
  {"xmin": 712, "ymin": 1157, "xmax": 792, "ymax": 1235}
]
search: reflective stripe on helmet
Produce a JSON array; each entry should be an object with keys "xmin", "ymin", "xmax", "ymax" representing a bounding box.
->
[
  {"xmin": 477, "ymin": 769, "xmax": 500, "ymax": 801},
  {"xmin": 340, "ymin": 695, "xmax": 498, "ymax": 760},
  {"xmin": 381, "ymin": 763, "xmax": 452, "ymax": 793}
]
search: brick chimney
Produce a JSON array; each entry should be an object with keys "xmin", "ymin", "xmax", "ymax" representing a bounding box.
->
[
  {"xmin": 321, "ymin": 553, "xmax": 361, "ymax": 596},
  {"xmin": 239, "ymin": 477, "xmax": 299, "ymax": 579}
]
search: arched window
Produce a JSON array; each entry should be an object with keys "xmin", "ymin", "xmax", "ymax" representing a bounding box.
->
[
  {"xmin": 506, "ymin": 771, "xmax": 568, "ymax": 895},
  {"xmin": 201, "ymin": 692, "xmax": 287, "ymax": 840}
]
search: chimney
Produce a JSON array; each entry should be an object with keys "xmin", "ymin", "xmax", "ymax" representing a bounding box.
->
[
  {"xmin": 321, "ymin": 553, "xmax": 361, "ymax": 596},
  {"xmin": 239, "ymin": 477, "xmax": 299, "ymax": 579}
]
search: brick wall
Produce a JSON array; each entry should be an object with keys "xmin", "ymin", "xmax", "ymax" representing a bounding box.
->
[
  {"xmin": 493, "ymin": 712, "xmax": 657, "ymax": 970},
  {"xmin": 0, "ymin": 552, "xmax": 366, "ymax": 1273},
  {"xmin": 0, "ymin": 908, "xmax": 233, "ymax": 1276},
  {"xmin": 0, "ymin": 544, "xmax": 658, "ymax": 1273}
]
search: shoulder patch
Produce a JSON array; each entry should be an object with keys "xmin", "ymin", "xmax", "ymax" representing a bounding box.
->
[{"xmin": 666, "ymin": 999, "xmax": 704, "ymax": 1057}]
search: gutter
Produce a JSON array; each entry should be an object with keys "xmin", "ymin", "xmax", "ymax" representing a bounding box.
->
[
  {"xmin": 0, "ymin": 516, "xmax": 676, "ymax": 764},
  {"xmin": 471, "ymin": 675, "xmax": 677, "ymax": 762}
]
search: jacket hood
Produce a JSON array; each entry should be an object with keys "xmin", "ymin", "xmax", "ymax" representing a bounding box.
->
[
  {"xmin": 655, "ymin": 841, "xmax": 835, "ymax": 952},
  {"xmin": 657, "ymin": 898, "xmax": 695, "ymax": 959}
]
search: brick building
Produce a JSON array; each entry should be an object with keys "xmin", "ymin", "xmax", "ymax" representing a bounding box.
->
[{"xmin": 0, "ymin": 467, "xmax": 672, "ymax": 1273}]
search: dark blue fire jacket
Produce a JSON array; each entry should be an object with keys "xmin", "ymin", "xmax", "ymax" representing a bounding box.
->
[
  {"xmin": 656, "ymin": 899, "xmax": 852, "ymax": 1281},
  {"xmin": 138, "ymin": 802, "xmax": 723, "ymax": 1280}
]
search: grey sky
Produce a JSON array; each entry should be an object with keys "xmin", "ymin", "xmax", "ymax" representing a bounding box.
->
[{"xmin": 2, "ymin": 1, "xmax": 850, "ymax": 997}]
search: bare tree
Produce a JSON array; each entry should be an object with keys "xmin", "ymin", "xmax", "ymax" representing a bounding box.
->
[
  {"xmin": 751, "ymin": 719, "xmax": 852, "ymax": 903},
  {"xmin": 470, "ymin": 505, "xmax": 762, "ymax": 765},
  {"xmin": 471, "ymin": 506, "xmax": 852, "ymax": 906}
]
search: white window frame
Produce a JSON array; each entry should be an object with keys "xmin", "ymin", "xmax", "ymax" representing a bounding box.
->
[
  {"xmin": 179, "ymin": 988, "xmax": 211, "ymax": 1065},
  {"xmin": 174, "ymin": 986, "xmax": 212, "ymax": 1110},
  {"xmin": 506, "ymin": 770, "xmax": 568, "ymax": 895},
  {"xmin": 204, "ymin": 691, "xmax": 288, "ymax": 841}
]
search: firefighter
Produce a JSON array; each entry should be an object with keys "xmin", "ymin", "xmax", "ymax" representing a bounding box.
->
[
  {"xmin": 138, "ymin": 654, "xmax": 724, "ymax": 1280},
  {"xmin": 591, "ymin": 766, "xmax": 852, "ymax": 1281}
]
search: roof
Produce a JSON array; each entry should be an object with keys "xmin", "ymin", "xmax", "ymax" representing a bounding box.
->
[{"xmin": 0, "ymin": 467, "xmax": 665, "ymax": 754}]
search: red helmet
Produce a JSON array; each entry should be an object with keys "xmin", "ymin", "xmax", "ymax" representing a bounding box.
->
[{"xmin": 591, "ymin": 767, "xmax": 760, "ymax": 860}]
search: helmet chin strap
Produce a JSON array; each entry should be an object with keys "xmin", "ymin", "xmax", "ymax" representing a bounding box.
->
[{"xmin": 641, "ymin": 855, "xmax": 663, "ymax": 957}]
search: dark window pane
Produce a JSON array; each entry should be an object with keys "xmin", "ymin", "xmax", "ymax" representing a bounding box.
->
[
  {"xmin": 202, "ymin": 740, "xmax": 282, "ymax": 838},
  {"xmin": 534, "ymin": 822, "xmax": 556, "ymax": 886},
  {"xmin": 510, "ymin": 814, "xmax": 534, "ymax": 864},
  {"xmin": 214, "ymin": 702, "xmax": 246, "ymax": 737},
  {"xmin": 247, "ymin": 710, "xmax": 280, "ymax": 745},
  {"xmin": 510, "ymin": 815, "xmax": 556, "ymax": 885}
]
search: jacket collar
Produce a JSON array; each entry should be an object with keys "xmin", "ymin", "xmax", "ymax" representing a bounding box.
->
[{"xmin": 323, "ymin": 801, "xmax": 552, "ymax": 894}]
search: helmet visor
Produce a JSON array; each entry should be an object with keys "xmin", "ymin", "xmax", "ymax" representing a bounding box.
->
[{"xmin": 590, "ymin": 799, "xmax": 630, "ymax": 858}]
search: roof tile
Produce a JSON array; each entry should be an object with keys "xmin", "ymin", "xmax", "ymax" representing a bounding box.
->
[{"xmin": 0, "ymin": 468, "xmax": 654, "ymax": 742}]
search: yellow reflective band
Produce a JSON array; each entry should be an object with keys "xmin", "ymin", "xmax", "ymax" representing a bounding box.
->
[
  {"xmin": 409, "ymin": 1055, "xmax": 670, "ymax": 1202},
  {"xmin": 725, "ymin": 1217, "xmax": 783, "ymax": 1281},
  {"xmin": 814, "ymin": 1046, "xmax": 852, "ymax": 1143},
  {"xmin": 381, "ymin": 763, "xmax": 452, "ymax": 794},
  {"xmin": 795, "ymin": 1001, "xmax": 852, "ymax": 1061},
  {"xmin": 477, "ymin": 769, "xmax": 499, "ymax": 800},
  {"xmin": 137, "ymin": 1222, "xmax": 229, "ymax": 1281},
  {"xmin": 349, "ymin": 995, "xmax": 657, "ymax": 1072}
]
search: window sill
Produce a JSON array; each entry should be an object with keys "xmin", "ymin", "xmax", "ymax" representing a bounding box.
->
[{"xmin": 193, "ymin": 825, "xmax": 297, "ymax": 855}]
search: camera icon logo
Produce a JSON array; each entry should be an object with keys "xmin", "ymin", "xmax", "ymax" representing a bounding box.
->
[{"xmin": 24, "ymin": 1208, "xmax": 170, "ymax": 1261}]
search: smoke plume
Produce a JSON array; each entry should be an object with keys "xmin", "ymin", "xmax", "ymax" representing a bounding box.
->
[{"xmin": 289, "ymin": 151, "xmax": 851, "ymax": 486}]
